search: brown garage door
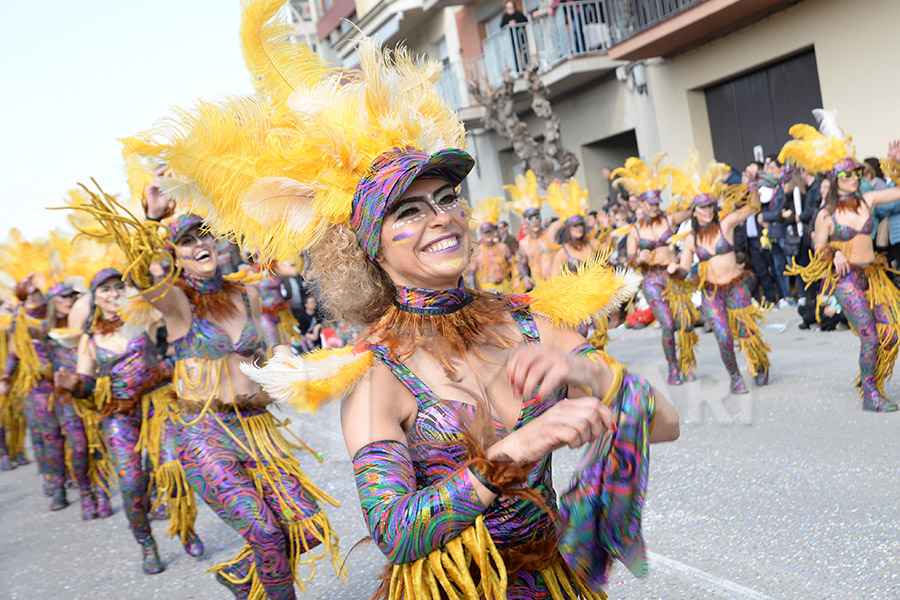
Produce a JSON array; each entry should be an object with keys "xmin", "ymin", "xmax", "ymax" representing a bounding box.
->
[{"xmin": 705, "ymin": 49, "xmax": 823, "ymax": 169}]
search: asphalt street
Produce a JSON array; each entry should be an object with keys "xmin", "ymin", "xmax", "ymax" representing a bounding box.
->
[{"xmin": 1, "ymin": 307, "xmax": 898, "ymax": 599}]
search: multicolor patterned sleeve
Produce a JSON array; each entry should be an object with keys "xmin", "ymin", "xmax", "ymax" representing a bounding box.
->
[
  {"xmin": 353, "ymin": 439, "xmax": 486, "ymax": 565},
  {"xmin": 558, "ymin": 371, "xmax": 655, "ymax": 592}
]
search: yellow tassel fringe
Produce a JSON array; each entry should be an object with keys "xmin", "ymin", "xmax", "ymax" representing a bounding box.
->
[{"xmin": 727, "ymin": 304, "xmax": 771, "ymax": 377}]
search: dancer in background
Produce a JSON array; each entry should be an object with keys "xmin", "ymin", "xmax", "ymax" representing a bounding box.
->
[
  {"xmin": 784, "ymin": 110, "xmax": 900, "ymax": 412},
  {"xmin": 669, "ymin": 153, "xmax": 770, "ymax": 394},
  {"xmin": 614, "ymin": 155, "xmax": 698, "ymax": 385},
  {"xmin": 55, "ymin": 269, "xmax": 205, "ymax": 573}
]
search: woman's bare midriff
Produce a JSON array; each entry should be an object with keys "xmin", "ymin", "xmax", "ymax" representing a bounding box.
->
[
  {"xmin": 177, "ymin": 353, "xmax": 261, "ymax": 405},
  {"xmin": 702, "ymin": 253, "xmax": 745, "ymax": 285}
]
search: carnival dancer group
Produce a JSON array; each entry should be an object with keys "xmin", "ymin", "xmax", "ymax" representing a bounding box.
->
[{"xmin": 0, "ymin": 0, "xmax": 898, "ymax": 599}]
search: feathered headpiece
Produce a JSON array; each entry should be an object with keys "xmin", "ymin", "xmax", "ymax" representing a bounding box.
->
[
  {"xmin": 666, "ymin": 150, "xmax": 731, "ymax": 207},
  {"xmin": 503, "ymin": 170, "xmax": 543, "ymax": 217},
  {"xmin": 610, "ymin": 154, "xmax": 670, "ymax": 204},
  {"xmin": 0, "ymin": 230, "xmax": 56, "ymax": 293},
  {"xmin": 121, "ymin": 0, "xmax": 469, "ymax": 264},
  {"xmin": 545, "ymin": 178, "xmax": 589, "ymax": 223},
  {"xmin": 472, "ymin": 197, "xmax": 504, "ymax": 230},
  {"xmin": 778, "ymin": 108, "xmax": 858, "ymax": 178}
]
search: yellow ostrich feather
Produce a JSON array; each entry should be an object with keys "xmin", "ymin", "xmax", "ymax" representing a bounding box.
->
[
  {"xmin": 528, "ymin": 258, "xmax": 642, "ymax": 327},
  {"xmin": 545, "ymin": 179, "xmax": 589, "ymax": 222},
  {"xmin": 610, "ymin": 154, "xmax": 670, "ymax": 197},
  {"xmin": 122, "ymin": 0, "xmax": 466, "ymax": 265},
  {"xmin": 241, "ymin": 345, "xmax": 374, "ymax": 413},
  {"xmin": 503, "ymin": 170, "xmax": 543, "ymax": 216},
  {"xmin": 778, "ymin": 123, "xmax": 852, "ymax": 175},
  {"xmin": 472, "ymin": 197, "xmax": 504, "ymax": 228},
  {"xmin": 0, "ymin": 230, "xmax": 56, "ymax": 289},
  {"xmin": 665, "ymin": 150, "xmax": 731, "ymax": 203}
]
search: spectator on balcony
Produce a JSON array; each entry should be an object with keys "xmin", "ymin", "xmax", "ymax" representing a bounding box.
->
[{"xmin": 499, "ymin": 1, "xmax": 529, "ymax": 72}]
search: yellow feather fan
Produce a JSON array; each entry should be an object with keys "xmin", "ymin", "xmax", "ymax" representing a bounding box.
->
[
  {"xmin": 224, "ymin": 269, "xmax": 265, "ymax": 285},
  {"xmin": 121, "ymin": 0, "xmax": 466, "ymax": 264},
  {"xmin": 545, "ymin": 178, "xmax": 589, "ymax": 222},
  {"xmin": 665, "ymin": 150, "xmax": 731, "ymax": 203},
  {"xmin": 503, "ymin": 170, "xmax": 543, "ymax": 216},
  {"xmin": 777, "ymin": 109, "xmax": 854, "ymax": 175},
  {"xmin": 611, "ymin": 154, "xmax": 670, "ymax": 197},
  {"xmin": 528, "ymin": 257, "xmax": 642, "ymax": 327},
  {"xmin": 472, "ymin": 197, "xmax": 504, "ymax": 228},
  {"xmin": 240, "ymin": 345, "xmax": 374, "ymax": 412}
]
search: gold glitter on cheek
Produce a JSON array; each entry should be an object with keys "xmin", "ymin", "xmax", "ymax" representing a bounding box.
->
[{"xmin": 441, "ymin": 257, "xmax": 463, "ymax": 269}]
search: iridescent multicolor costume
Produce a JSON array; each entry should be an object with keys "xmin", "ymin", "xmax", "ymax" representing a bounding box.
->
[
  {"xmin": 350, "ymin": 289, "xmax": 654, "ymax": 599},
  {"xmin": 171, "ymin": 272, "xmax": 340, "ymax": 600},
  {"xmin": 694, "ymin": 228, "xmax": 770, "ymax": 393},
  {"xmin": 2, "ymin": 304, "xmax": 69, "ymax": 508},
  {"xmin": 0, "ymin": 314, "xmax": 28, "ymax": 471},
  {"xmin": 787, "ymin": 198, "xmax": 900, "ymax": 411},
  {"xmin": 72, "ymin": 322, "xmax": 203, "ymax": 571}
]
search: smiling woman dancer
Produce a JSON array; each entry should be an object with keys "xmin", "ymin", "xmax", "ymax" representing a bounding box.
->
[
  {"xmin": 62, "ymin": 198, "xmax": 343, "ymax": 597},
  {"xmin": 669, "ymin": 154, "xmax": 769, "ymax": 394},
  {"xmin": 55, "ymin": 269, "xmax": 205, "ymax": 573},
  {"xmin": 118, "ymin": 2, "xmax": 680, "ymax": 598},
  {"xmin": 783, "ymin": 110, "xmax": 900, "ymax": 412}
]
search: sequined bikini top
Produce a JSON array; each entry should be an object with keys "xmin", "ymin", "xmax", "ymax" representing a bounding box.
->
[
  {"xmin": 636, "ymin": 218, "xmax": 674, "ymax": 251},
  {"xmin": 171, "ymin": 290, "xmax": 261, "ymax": 361},
  {"xmin": 830, "ymin": 209, "xmax": 874, "ymax": 242},
  {"xmin": 695, "ymin": 226, "xmax": 734, "ymax": 262}
]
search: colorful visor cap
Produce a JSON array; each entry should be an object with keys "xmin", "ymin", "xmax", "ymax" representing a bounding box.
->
[
  {"xmin": 167, "ymin": 213, "xmax": 207, "ymax": 243},
  {"xmin": 567, "ymin": 215, "xmax": 586, "ymax": 226},
  {"xmin": 90, "ymin": 268, "xmax": 123, "ymax": 293},
  {"xmin": 692, "ymin": 194, "xmax": 716, "ymax": 207},
  {"xmin": 350, "ymin": 147, "xmax": 475, "ymax": 260},
  {"xmin": 830, "ymin": 157, "xmax": 862, "ymax": 179},
  {"xmin": 480, "ymin": 221, "xmax": 497, "ymax": 231},
  {"xmin": 523, "ymin": 207, "xmax": 541, "ymax": 219},
  {"xmin": 640, "ymin": 190, "xmax": 661, "ymax": 204},
  {"xmin": 47, "ymin": 283, "xmax": 75, "ymax": 299}
]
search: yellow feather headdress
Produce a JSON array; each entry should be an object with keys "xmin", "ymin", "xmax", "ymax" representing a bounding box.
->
[
  {"xmin": 778, "ymin": 108, "xmax": 856, "ymax": 176},
  {"xmin": 610, "ymin": 154, "xmax": 670, "ymax": 201},
  {"xmin": 503, "ymin": 170, "xmax": 543, "ymax": 216},
  {"xmin": 472, "ymin": 197, "xmax": 504, "ymax": 228},
  {"xmin": 666, "ymin": 150, "xmax": 731, "ymax": 205},
  {"xmin": 121, "ymin": 0, "xmax": 466, "ymax": 264},
  {"xmin": 545, "ymin": 178, "xmax": 589, "ymax": 222},
  {"xmin": 0, "ymin": 230, "xmax": 56, "ymax": 291}
]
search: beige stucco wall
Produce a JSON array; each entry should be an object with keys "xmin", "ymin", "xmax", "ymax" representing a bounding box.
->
[{"xmin": 645, "ymin": 0, "xmax": 900, "ymax": 165}]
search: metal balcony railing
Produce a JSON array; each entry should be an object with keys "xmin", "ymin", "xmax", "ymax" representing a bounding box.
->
[
  {"xmin": 480, "ymin": 0, "xmax": 612, "ymax": 86},
  {"xmin": 605, "ymin": 0, "xmax": 702, "ymax": 43},
  {"xmin": 436, "ymin": 0, "xmax": 614, "ymax": 110}
]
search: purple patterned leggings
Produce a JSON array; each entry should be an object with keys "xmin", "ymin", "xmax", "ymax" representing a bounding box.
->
[
  {"xmin": 701, "ymin": 282, "xmax": 751, "ymax": 377},
  {"xmin": 23, "ymin": 381, "xmax": 90, "ymax": 496},
  {"xmin": 643, "ymin": 269, "xmax": 678, "ymax": 369},
  {"xmin": 832, "ymin": 269, "xmax": 898, "ymax": 384},
  {"xmin": 177, "ymin": 409, "xmax": 324, "ymax": 600},
  {"xmin": 102, "ymin": 412, "xmax": 153, "ymax": 544}
]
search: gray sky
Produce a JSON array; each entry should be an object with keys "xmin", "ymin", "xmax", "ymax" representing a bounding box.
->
[{"xmin": 0, "ymin": 0, "xmax": 254, "ymax": 239}]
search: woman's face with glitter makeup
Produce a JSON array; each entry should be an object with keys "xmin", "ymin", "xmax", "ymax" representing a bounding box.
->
[
  {"xmin": 694, "ymin": 203, "xmax": 715, "ymax": 226},
  {"xmin": 377, "ymin": 177, "xmax": 471, "ymax": 290},
  {"xmin": 53, "ymin": 292, "xmax": 78, "ymax": 317},
  {"xmin": 176, "ymin": 226, "xmax": 218, "ymax": 278},
  {"xmin": 642, "ymin": 200, "xmax": 661, "ymax": 218},
  {"xmin": 94, "ymin": 279, "xmax": 125, "ymax": 319}
]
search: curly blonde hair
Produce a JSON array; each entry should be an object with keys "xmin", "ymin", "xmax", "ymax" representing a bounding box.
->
[{"xmin": 306, "ymin": 225, "xmax": 394, "ymax": 326}]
